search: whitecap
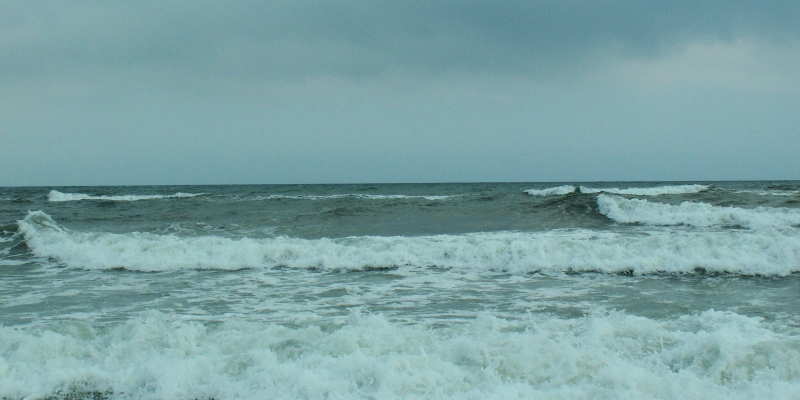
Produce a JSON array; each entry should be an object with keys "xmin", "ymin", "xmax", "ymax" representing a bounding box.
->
[
  {"xmin": 580, "ymin": 184, "xmax": 709, "ymax": 196},
  {"xmin": 47, "ymin": 190, "xmax": 204, "ymax": 202},
  {"xmin": 256, "ymin": 194, "xmax": 456, "ymax": 201},
  {"xmin": 597, "ymin": 194, "xmax": 800, "ymax": 229},
  {"xmin": 733, "ymin": 190, "xmax": 799, "ymax": 197},
  {"xmin": 17, "ymin": 211, "xmax": 800, "ymax": 275},
  {"xmin": 525, "ymin": 185, "xmax": 576, "ymax": 196}
]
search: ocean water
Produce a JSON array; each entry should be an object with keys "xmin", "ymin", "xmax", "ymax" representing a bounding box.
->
[{"xmin": 1, "ymin": 182, "xmax": 799, "ymax": 399}]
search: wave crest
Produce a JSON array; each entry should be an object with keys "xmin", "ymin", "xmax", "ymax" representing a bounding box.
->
[
  {"xmin": 580, "ymin": 184, "xmax": 709, "ymax": 196},
  {"xmin": 525, "ymin": 185, "xmax": 708, "ymax": 197},
  {"xmin": 525, "ymin": 186, "xmax": 576, "ymax": 196},
  {"xmin": 48, "ymin": 190, "xmax": 204, "ymax": 202},
  {"xmin": 17, "ymin": 211, "xmax": 800, "ymax": 275},
  {"xmin": 256, "ymin": 194, "xmax": 455, "ymax": 201},
  {"xmin": 598, "ymin": 194, "xmax": 800, "ymax": 229}
]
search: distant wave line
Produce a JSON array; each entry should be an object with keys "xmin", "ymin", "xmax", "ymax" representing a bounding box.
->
[
  {"xmin": 48, "ymin": 190, "xmax": 205, "ymax": 202},
  {"xmin": 253, "ymin": 194, "xmax": 458, "ymax": 201},
  {"xmin": 525, "ymin": 184, "xmax": 709, "ymax": 197}
]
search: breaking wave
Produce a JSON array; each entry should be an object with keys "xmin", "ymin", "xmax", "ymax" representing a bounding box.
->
[
  {"xmin": 733, "ymin": 190, "xmax": 799, "ymax": 197},
  {"xmin": 525, "ymin": 185, "xmax": 708, "ymax": 197},
  {"xmin": 598, "ymin": 194, "xmax": 800, "ymax": 229},
  {"xmin": 580, "ymin": 184, "xmax": 709, "ymax": 196},
  {"xmin": 48, "ymin": 190, "xmax": 204, "ymax": 202},
  {"xmin": 17, "ymin": 211, "xmax": 800, "ymax": 275},
  {"xmin": 255, "ymin": 194, "xmax": 456, "ymax": 201},
  {"xmin": 525, "ymin": 186, "xmax": 576, "ymax": 196},
  {"xmin": 1, "ymin": 309, "xmax": 798, "ymax": 399}
]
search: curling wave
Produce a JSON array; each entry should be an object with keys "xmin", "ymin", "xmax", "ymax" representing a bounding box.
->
[
  {"xmin": 598, "ymin": 194, "xmax": 800, "ymax": 229},
  {"xmin": 48, "ymin": 190, "xmax": 204, "ymax": 202},
  {"xmin": 17, "ymin": 211, "xmax": 800, "ymax": 275}
]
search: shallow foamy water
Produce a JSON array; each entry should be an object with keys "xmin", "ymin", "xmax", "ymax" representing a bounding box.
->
[{"xmin": 1, "ymin": 182, "xmax": 799, "ymax": 399}]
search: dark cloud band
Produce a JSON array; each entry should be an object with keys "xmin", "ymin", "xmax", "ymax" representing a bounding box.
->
[{"xmin": 2, "ymin": 1, "xmax": 798, "ymax": 84}]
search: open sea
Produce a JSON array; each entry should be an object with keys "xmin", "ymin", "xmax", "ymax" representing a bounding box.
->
[{"xmin": 1, "ymin": 182, "xmax": 799, "ymax": 399}]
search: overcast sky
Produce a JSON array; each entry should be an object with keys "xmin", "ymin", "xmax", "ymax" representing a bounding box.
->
[{"xmin": 2, "ymin": 1, "xmax": 799, "ymax": 185}]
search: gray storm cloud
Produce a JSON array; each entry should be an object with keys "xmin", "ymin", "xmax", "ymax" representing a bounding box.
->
[
  {"xmin": 1, "ymin": 1, "xmax": 799, "ymax": 185},
  {"xmin": 3, "ymin": 1, "xmax": 798, "ymax": 84}
]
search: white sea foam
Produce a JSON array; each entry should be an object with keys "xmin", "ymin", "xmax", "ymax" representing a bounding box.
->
[
  {"xmin": 1, "ymin": 309, "xmax": 798, "ymax": 399},
  {"xmin": 47, "ymin": 190, "xmax": 204, "ymax": 202},
  {"xmin": 0, "ymin": 247, "xmax": 11, "ymax": 262},
  {"xmin": 525, "ymin": 185, "xmax": 576, "ymax": 196},
  {"xmin": 18, "ymin": 211, "xmax": 800, "ymax": 275},
  {"xmin": 598, "ymin": 194, "xmax": 800, "ymax": 229},
  {"xmin": 257, "ymin": 194, "xmax": 455, "ymax": 201},
  {"xmin": 734, "ymin": 190, "xmax": 799, "ymax": 197},
  {"xmin": 580, "ymin": 184, "xmax": 709, "ymax": 196},
  {"xmin": 0, "ymin": 258, "xmax": 27, "ymax": 266}
]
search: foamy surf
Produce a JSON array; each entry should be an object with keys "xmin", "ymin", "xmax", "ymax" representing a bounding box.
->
[
  {"xmin": 598, "ymin": 194, "xmax": 800, "ymax": 229},
  {"xmin": 256, "ymin": 194, "xmax": 456, "ymax": 201},
  {"xmin": 580, "ymin": 184, "xmax": 709, "ymax": 196},
  {"xmin": 1, "ymin": 309, "xmax": 798, "ymax": 400},
  {"xmin": 18, "ymin": 211, "xmax": 800, "ymax": 275},
  {"xmin": 525, "ymin": 184, "xmax": 708, "ymax": 197},
  {"xmin": 525, "ymin": 185, "xmax": 576, "ymax": 196},
  {"xmin": 0, "ymin": 258, "xmax": 27, "ymax": 266},
  {"xmin": 47, "ymin": 190, "xmax": 204, "ymax": 202},
  {"xmin": 734, "ymin": 189, "xmax": 800, "ymax": 196}
]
